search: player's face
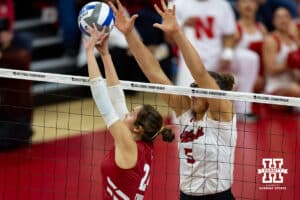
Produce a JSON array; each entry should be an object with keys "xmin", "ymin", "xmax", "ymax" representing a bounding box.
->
[
  {"xmin": 274, "ymin": 8, "xmax": 292, "ymax": 32},
  {"xmin": 237, "ymin": 0, "xmax": 258, "ymax": 18},
  {"xmin": 123, "ymin": 106, "xmax": 142, "ymax": 130}
]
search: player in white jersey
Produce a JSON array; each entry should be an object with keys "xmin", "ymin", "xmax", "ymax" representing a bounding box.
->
[
  {"xmin": 174, "ymin": 0, "xmax": 259, "ymax": 120},
  {"xmin": 109, "ymin": 0, "xmax": 237, "ymax": 199},
  {"xmin": 263, "ymin": 7, "xmax": 300, "ymax": 99}
]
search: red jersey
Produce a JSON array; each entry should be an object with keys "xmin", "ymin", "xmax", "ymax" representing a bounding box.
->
[{"xmin": 101, "ymin": 141, "xmax": 153, "ymax": 200}]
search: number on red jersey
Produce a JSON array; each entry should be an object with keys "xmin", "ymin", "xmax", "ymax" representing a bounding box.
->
[{"xmin": 139, "ymin": 163, "xmax": 151, "ymax": 191}]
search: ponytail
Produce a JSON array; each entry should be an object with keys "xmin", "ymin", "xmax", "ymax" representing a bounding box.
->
[{"xmin": 158, "ymin": 126, "xmax": 175, "ymax": 143}]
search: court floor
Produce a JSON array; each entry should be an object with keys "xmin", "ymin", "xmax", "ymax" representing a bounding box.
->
[{"xmin": 0, "ymin": 93, "xmax": 299, "ymax": 200}]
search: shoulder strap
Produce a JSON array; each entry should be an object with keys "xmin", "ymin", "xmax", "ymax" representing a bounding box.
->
[{"xmin": 236, "ymin": 23, "xmax": 242, "ymax": 41}]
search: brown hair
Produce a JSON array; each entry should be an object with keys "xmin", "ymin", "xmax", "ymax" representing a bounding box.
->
[
  {"xmin": 134, "ymin": 105, "xmax": 175, "ymax": 143},
  {"xmin": 208, "ymin": 71, "xmax": 235, "ymax": 91}
]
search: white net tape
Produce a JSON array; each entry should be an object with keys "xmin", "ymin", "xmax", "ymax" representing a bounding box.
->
[{"xmin": 0, "ymin": 67, "xmax": 300, "ymax": 107}]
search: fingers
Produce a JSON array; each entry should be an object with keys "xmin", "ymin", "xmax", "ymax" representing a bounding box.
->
[
  {"xmin": 87, "ymin": 23, "xmax": 108, "ymax": 43},
  {"xmin": 116, "ymin": 0, "xmax": 124, "ymax": 13},
  {"xmin": 108, "ymin": 1, "xmax": 117, "ymax": 13},
  {"xmin": 161, "ymin": 0, "xmax": 168, "ymax": 11},
  {"xmin": 153, "ymin": 23, "xmax": 163, "ymax": 31},
  {"xmin": 154, "ymin": 4, "xmax": 164, "ymax": 16},
  {"xmin": 130, "ymin": 14, "xmax": 139, "ymax": 24},
  {"xmin": 99, "ymin": 32, "xmax": 109, "ymax": 44},
  {"xmin": 172, "ymin": 4, "xmax": 176, "ymax": 15}
]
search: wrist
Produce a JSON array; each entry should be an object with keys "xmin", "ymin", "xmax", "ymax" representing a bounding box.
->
[
  {"xmin": 100, "ymin": 51, "xmax": 110, "ymax": 57},
  {"xmin": 221, "ymin": 48, "xmax": 234, "ymax": 61},
  {"xmin": 86, "ymin": 48, "xmax": 94, "ymax": 55},
  {"xmin": 172, "ymin": 29, "xmax": 184, "ymax": 41},
  {"xmin": 124, "ymin": 29, "xmax": 135, "ymax": 38}
]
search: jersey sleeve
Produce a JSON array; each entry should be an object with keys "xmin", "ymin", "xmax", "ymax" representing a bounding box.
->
[{"xmin": 220, "ymin": 1, "xmax": 236, "ymax": 35}]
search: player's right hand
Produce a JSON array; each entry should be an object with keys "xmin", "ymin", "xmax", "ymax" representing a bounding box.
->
[
  {"xmin": 153, "ymin": 0, "xmax": 180, "ymax": 35},
  {"xmin": 108, "ymin": 0, "xmax": 138, "ymax": 36}
]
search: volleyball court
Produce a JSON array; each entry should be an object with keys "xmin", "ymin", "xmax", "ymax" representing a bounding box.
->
[{"xmin": 0, "ymin": 69, "xmax": 299, "ymax": 200}]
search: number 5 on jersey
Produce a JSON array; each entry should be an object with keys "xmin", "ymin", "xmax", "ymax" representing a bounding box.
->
[{"xmin": 184, "ymin": 148, "xmax": 195, "ymax": 164}]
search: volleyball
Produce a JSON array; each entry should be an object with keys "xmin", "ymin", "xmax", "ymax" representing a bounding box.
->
[{"xmin": 78, "ymin": 1, "xmax": 115, "ymax": 36}]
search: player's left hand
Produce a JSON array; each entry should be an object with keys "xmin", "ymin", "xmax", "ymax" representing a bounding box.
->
[
  {"xmin": 83, "ymin": 24, "xmax": 108, "ymax": 52},
  {"xmin": 153, "ymin": 0, "xmax": 180, "ymax": 35}
]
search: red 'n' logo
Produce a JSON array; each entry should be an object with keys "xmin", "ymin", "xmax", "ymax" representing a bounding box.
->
[{"xmin": 194, "ymin": 16, "xmax": 215, "ymax": 39}]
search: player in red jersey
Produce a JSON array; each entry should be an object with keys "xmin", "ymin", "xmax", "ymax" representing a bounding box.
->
[{"xmin": 83, "ymin": 25, "xmax": 175, "ymax": 200}]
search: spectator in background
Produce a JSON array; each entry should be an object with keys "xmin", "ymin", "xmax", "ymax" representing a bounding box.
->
[
  {"xmin": 1, "ymin": 0, "xmax": 33, "ymax": 52},
  {"xmin": 57, "ymin": 0, "xmax": 81, "ymax": 56},
  {"xmin": 174, "ymin": 0, "xmax": 259, "ymax": 121},
  {"xmin": 236, "ymin": 0, "xmax": 268, "ymax": 93},
  {"xmin": 257, "ymin": 0, "xmax": 298, "ymax": 31},
  {"xmin": 0, "ymin": 3, "xmax": 33, "ymax": 151},
  {"xmin": 263, "ymin": 7, "xmax": 300, "ymax": 101}
]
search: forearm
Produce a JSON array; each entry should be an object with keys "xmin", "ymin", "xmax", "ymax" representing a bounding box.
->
[
  {"xmin": 100, "ymin": 52, "xmax": 128, "ymax": 119},
  {"xmin": 90, "ymin": 78, "xmax": 119, "ymax": 128},
  {"xmin": 87, "ymin": 50, "xmax": 102, "ymax": 79},
  {"xmin": 172, "ymin": 29, "xmax": 206, "ymax": 76},
  {"xmin": 125, "ymin": 30, "xmax": 165, "ymax": 82},
  {"xmin": 101, "ymin": 53, "xmax": 120, "ymax": 86}
]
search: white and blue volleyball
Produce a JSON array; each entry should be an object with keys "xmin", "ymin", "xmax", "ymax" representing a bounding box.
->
[{"xmin": 78, "ymin": 1, "xmax": 115, "ymax": 36}]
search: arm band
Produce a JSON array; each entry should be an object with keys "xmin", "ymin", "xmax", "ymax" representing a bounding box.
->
[
  {"xmin": 90, "ymin": 77, "xmax": 119, "ymax": 128},
  {"xmin": 221, "ymin": 48, "xmax": 234, "ymax": 61},
  {"xmin": 107, "ymin": 85, "xmax": 129, "ymax": 120}
]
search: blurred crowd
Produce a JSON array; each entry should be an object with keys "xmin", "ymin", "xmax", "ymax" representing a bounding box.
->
[{"xmin": 1, "ymin": 0, "xmax": 300, "ymax": 151}]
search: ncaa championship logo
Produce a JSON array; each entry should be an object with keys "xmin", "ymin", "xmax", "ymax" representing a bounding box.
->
[{"xmin": 257, "ymin": 158, "xmax": 288, "ymax": 190}]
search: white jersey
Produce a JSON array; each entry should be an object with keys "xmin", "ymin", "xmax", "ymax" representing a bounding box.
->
[
  {"xmin": 236, "ymin": 23, "xmax": 264, "ymax": 49},
  {"xmin": 176, "ymin": 109, "xmax": 237, "ymax": 195},
  {"xmin": 174, "ymin": 0, "xmax": 236, "ymax": 77},
  {"xmin": 265, "ymin": 36, "xmax": 297, "ymax": 93}
]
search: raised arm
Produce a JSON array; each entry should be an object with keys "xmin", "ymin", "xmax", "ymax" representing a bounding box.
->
[
  {"xmin": 109, "ymin": 0, "xmax": 190, "ymax": 116},
  {"xmin": 95, "ymin": 29, "xmax": 129, "ymax": 120},
  {"xmin": 84, "ymin": 26, "xmax": 137, "ymax": 169},
  {"xmin": 154, "ymin": 0, "xmax": 233, "ymax": 121}
]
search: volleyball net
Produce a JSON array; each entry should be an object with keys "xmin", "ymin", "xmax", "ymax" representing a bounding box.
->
[{"xmin": 0, "ymin": 68, "xmax": 299, "ymax": 200}]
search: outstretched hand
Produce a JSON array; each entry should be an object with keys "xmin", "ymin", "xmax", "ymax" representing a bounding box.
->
[
  {"xmin": 153, "ymin": 0, "xmax": 180, "ymax": 35},
  {"xmin": 83, "ymin": 24, "xmax": 109, "ymax": 52},
  {"xmin": 108, "ymin": 0, "xmax": 138, "ymax": 35}
]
